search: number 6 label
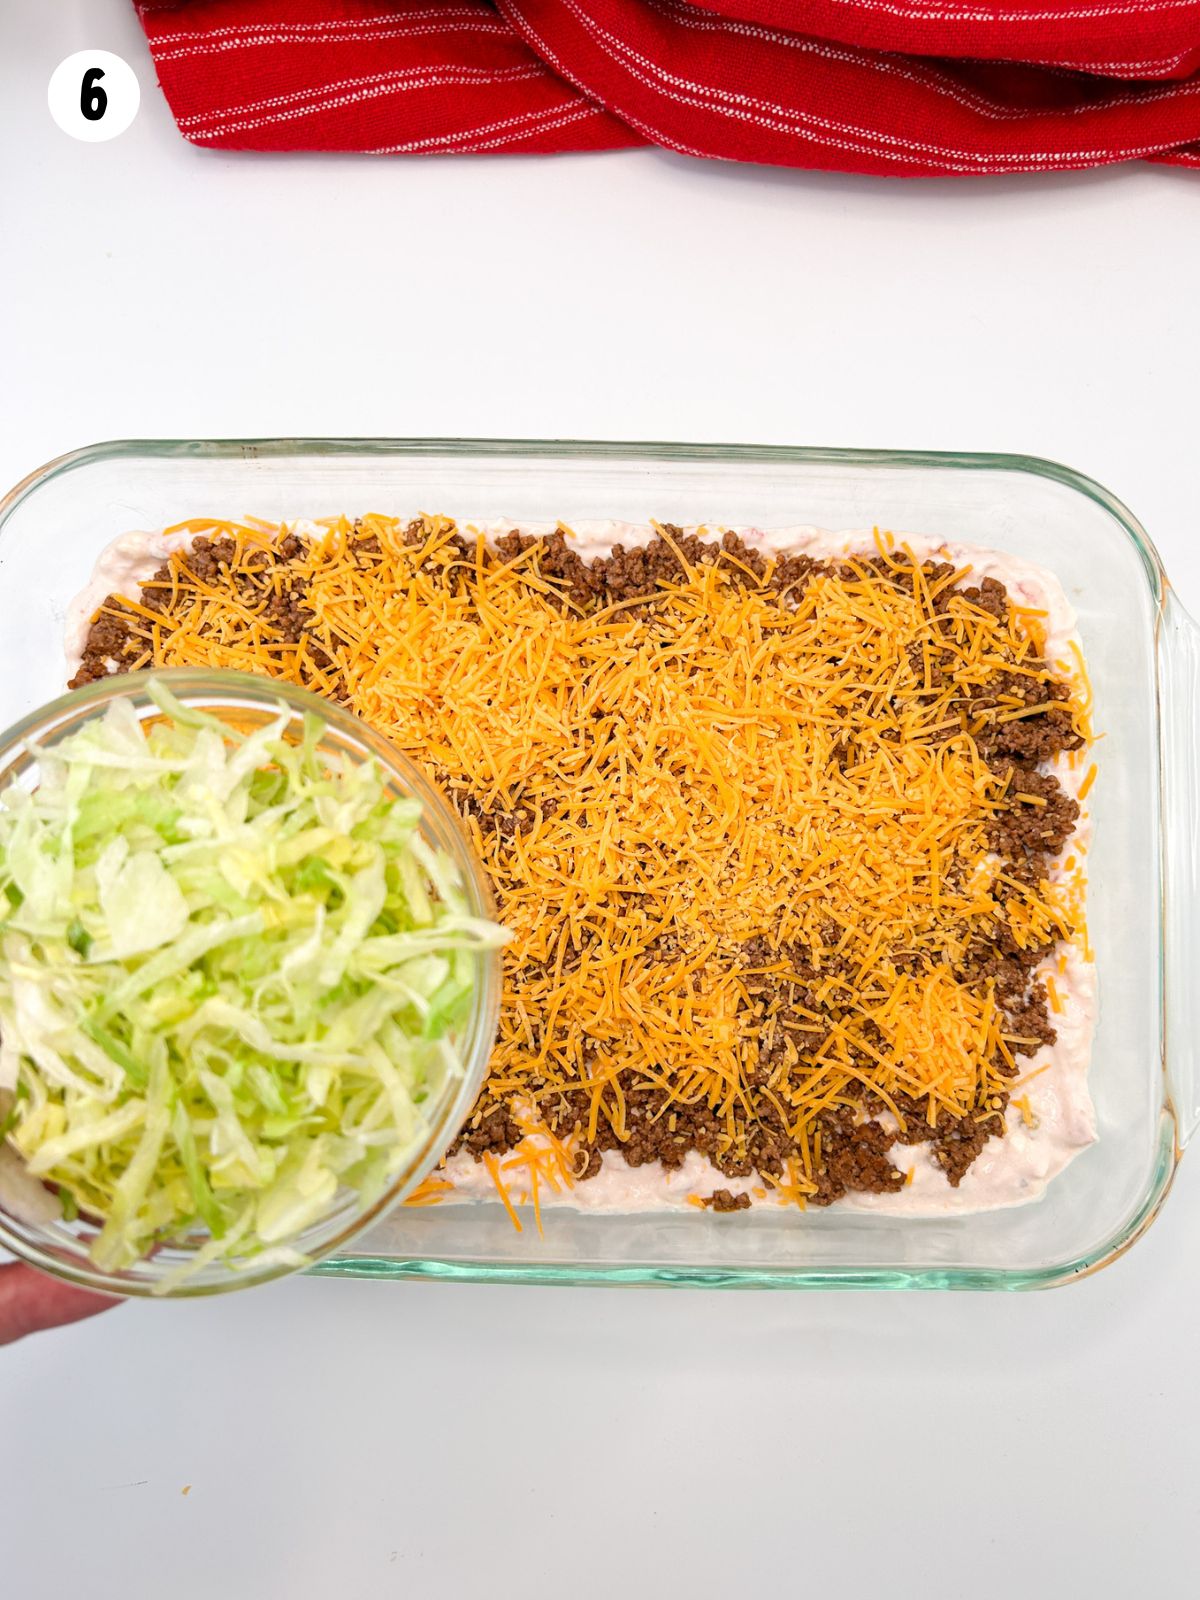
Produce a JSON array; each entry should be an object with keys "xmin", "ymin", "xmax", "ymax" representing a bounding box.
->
[{"xmin": 49, "ymin": 51, "xmax": 140, "ymax": 143}]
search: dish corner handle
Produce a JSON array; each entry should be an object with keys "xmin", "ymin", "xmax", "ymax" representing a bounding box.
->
[{"xmin": 1162, "ymin": 593, "xmax": 1200, "ymax": 1147}]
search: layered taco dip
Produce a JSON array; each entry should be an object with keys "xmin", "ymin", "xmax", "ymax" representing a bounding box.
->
[{"xmin": 65, "ymin": 514, "xmax": 1095, "ymax": 1225}]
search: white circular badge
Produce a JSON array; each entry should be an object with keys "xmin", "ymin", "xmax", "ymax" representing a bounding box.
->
[{"xmin": 48, "ymin": 51, "xmax": 140, "ymax": 143}]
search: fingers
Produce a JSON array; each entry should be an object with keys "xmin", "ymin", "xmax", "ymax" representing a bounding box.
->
[{"xmin": 0, "ymin": 1261, "xmax": 120, "ymax": 1346}]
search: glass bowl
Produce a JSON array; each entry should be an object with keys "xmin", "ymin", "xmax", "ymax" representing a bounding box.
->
[{"xmin": 0, "ymin": 667, "xmax": 502, "ymax": 1297}]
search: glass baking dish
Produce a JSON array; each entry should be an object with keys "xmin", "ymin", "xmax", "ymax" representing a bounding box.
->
[{"xmin": 0, "ymin": 437, "xmax": 1195, "ymax": 1290}]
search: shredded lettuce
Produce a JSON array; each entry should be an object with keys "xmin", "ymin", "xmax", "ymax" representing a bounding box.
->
[{"xmin": 0, "ymin": 677, "xmax": 504, "ymax": 1278}]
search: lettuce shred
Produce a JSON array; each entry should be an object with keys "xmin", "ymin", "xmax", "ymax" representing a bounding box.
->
[{"xmin": 0, "ymin": 679, "xmax": 504, "ymax": 1276}]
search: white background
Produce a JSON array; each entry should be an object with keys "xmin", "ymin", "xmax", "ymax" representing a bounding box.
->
[{"xmin": 3, "ymin": 2, "xmax": 1200, "ymax": 1595}]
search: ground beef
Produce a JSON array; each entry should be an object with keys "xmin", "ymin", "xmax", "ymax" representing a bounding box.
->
[
  {"xmin": 960, "ymin": 575, "xmax": 1008, "ymax": 618},
  {"xmin": 68, "ymin": 597, "xmax": 149, "ymax": 687},
  {"xmin": 491, "ymin": 529, "xmax": 604, "ymax": 612},
  {"xmin": 594, "ymin": 525, "xmax": 769, "ymax": 612},
  {"xmin": 986, "ymin": 765, "xmax": 1080, "ymax": 861},
  {"xmin": 69, "ymin": 531, "xmax": 317, "ymax": 690},
  {"xmin": 999, "ymin": 985, "xmax": 1059, "ymax": 1052},
  {"xmin": 817, "ymin": 1114, "xmax": 907, "ymax": 1204},
  {"xmin": 187, "ymin": 534, "xmax": 235, "ymax": 582},
  {"xmin": 451, "ymin": 1102, "xmax": 524, "ymax": 1160},
  {"xmin": 931, "ymin": 1114, "xmax": 1004, "ymax": 1186},
  {"xmin": 706, "ymin": 1190, "xmax": 752, "ymax": 1212},
  {"xmin": 453, "ymin": 792, "xmax": 560, "ymax": 862}
]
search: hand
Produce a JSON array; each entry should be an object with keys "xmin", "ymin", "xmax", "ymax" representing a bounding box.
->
[{"xmin": 0, "ymin": 1262, "xmax": 118, "ymax": 1346}]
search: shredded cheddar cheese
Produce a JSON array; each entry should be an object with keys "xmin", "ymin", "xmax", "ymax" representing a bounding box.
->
[
  {"xmin": 403, "ymin": 1176, "xmax": 456, "ymax": 1208},
  {"xmin": 482, "ymin": 1151, "xmax": 523, "ymax": 1233},
  {"xmin": 1012, "ymin": 1094, "xmax": 1039, "ymax": 1130},
  {"xmin": 1045, "ymin": 973, "xmax": 1064, "ymax": 1015},
  {"xmin": 93, "ymin": 514, "xmax": 1091, "ymax": 1202}
]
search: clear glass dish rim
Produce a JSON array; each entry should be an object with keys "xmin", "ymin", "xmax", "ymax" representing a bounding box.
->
[{"xmin": 0, "ymin": 436, "xmax": 1183, "ymax": 1292}]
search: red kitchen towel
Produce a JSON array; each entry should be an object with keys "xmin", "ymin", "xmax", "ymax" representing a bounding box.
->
[{"xmin": 134, "ymin": 0, "xmax": 1200, "ymax": 174}]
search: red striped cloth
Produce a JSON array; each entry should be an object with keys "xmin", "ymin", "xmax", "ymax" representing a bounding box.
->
[{"xmin": 134, "ymin": 0, "xmax": 1200, "ymax": 174}]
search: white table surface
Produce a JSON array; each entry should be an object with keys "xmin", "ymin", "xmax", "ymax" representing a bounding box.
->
[{"xmin": 3, "ymin": 3, "xmax": 1200, "ymax": 1595}]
